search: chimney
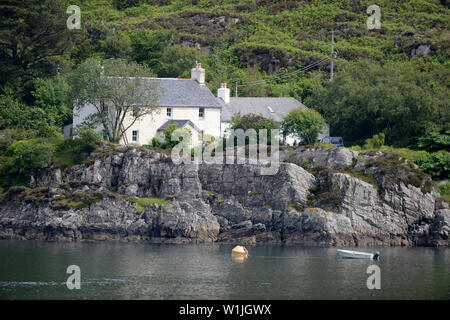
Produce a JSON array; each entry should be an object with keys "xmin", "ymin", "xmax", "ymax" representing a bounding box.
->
[
  {"xmin": 191, "ymin": 62, "xmax": 205, "ymax": 85},
  {"xmin": 218, "ymin": 83, "xmax": 230, "ymax": 104}
]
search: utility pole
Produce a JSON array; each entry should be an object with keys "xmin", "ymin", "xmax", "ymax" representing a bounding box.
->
[
  {"xmin": 235, "ymin": 82, "xmax": 238, "ymax": 97},
  {"xmin": 330, "ymin": 30, "xmax": 334, "ymax": 81}
]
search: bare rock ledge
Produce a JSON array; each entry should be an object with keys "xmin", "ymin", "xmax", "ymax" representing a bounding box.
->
[{"xmin": 0, "ymin": 145, "xmax": 448, "ymax": 246}]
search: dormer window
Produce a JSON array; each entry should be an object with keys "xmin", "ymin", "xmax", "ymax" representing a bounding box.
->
[
  {"xmin": 267, "ymin": 105, "xmax": 274, "ymax": 113},
  {"xmin": 199, "ymin": 107, "xmax": 204, "ymax": 119},
  {"xmin": 166, "ymin": 107, "xmax": 172, "ymax": 118}
]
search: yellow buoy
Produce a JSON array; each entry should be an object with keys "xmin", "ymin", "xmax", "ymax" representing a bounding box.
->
[{"xmin": 232, "ymin": 245, "xmax": 248, "ymax": 258}]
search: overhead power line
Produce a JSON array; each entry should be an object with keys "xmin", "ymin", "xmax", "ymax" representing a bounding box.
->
[
  {"xmin": 237, "ymin": 57, "xmax": 330, "ymax": 87},
  {"xmin": 237, "ymin": 30, "xmax": 338, "ymax": 89}
]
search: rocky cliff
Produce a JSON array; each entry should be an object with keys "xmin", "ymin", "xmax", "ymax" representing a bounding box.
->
[{"xmin": 0, "ymin": 145, "xmax": 448, "ymax": 246}]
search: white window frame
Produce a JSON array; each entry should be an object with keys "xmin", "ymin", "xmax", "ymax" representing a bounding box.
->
[
  {"xmin": 166, "ymin": 107, "xmax": 172, "ymax": 118},
  {"xmin": 199, "ymin": 107, "xmax": 205, "ymax": 119}
]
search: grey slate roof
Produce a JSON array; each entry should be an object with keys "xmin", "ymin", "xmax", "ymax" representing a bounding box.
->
[
  {"xmin": 219, "ymin": 97, "xmax": 307, "ymax": 123},
  {"xmin": 157, "ymin": 120, "xmax": 202, "ymax": 133},
  {"xmin": 141, "ymin": 78, "xmax": 222, "ymax": 108}
]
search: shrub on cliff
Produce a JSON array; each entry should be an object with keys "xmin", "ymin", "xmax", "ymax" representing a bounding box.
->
[
  {"xmin": 416, "ymin": 151, "xmax": 450, "ymax": 179},
  {"xmin": 6, "ymin": 139, "xmax": 57, "ymax": 175},
  {"xmin": 0, "ymin": 128, "xmax": 39, "ymax": 153},
  {"xmin": 37, "ymin": 121, "xmax": 61, "ymax": 138},
  {"xmin": 416, "ymin": 131, "xmax": 450, "ymax": 152},
  {"xmin": 364, "ymin": 133, "xmax": 385, "ymax": 149},
  {"xmin": 73, "ymin": 127, "xmax": 102, "ymax": 153}
]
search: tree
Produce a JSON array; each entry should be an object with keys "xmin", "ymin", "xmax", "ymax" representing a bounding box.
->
[
  {"xmin": 69, "ymin": 58, "xmax": 160, "ymax": 143},
  {"xmin": 0, "ymin": 0, "xmax": 72, "ymax": 97},
  {"xmin": 281, "ymin": 109, "xmax": 325, "ymax": 145},
  {"xmin": 156, "ymin": 44, "xmax": 203, "ymax": 78},
  {"xmin": 0, "ymin": 90, "xmax": 46, "ymax": 130},
  {"xmin": 238, "ymin": 66, "xmax": 267, "ymax": 97},
  {"xmin": 6, "ymin": 139, "xmax": 56, "ymax": 175},
  {"xmin": 101, "ymin": 32, "xmax": 133, "ymax": 60},
  {"xmin": 364, "ymin": 133, "xmax": 385, "ymax": 149},
  {"xmin": 231, "ymin": 113, "xmax": 278, "ymax": 133},
  {"xmin": 306, "ymin": 59, "xmax": 450, "ymax": 147},
  {"xmin": 417, "ymin": 131, "xmax": 450, "ymax": 152},
  {"xmin": 72, "ymin": 127, "xmax": 102, "ymax": 153},
  {"xmin": 230, "ymin": 113, "xmax": 278, "ymax": 144},
  {"xmin": 130, "ymin": 29, "xmax": 172, "ymax": 70},
  {"xmin": 32, "ymin": 75, "xmax": 72, "ymax": 128}
]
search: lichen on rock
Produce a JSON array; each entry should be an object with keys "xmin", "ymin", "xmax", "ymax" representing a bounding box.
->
[{"xmin": 0, "ymin": 145, "xmax": 448, "ymax": 246}]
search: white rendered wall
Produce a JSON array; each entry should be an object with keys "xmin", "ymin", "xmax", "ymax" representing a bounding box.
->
[{"xmin": 121, "ymin": 106, "xmax": 221, "ymax": 146}]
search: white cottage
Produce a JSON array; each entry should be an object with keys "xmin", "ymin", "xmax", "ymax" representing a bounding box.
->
[
  {"xmin": 216, "ymin": 84, "xmax": 329, "ymax": 144},
  {"xmin": 70, "ymin": 63, "xmax": 221, "ymax": 147},
  {"xmin": 68, "ymin": 63, "xmax": 328, "ymax": 146}
]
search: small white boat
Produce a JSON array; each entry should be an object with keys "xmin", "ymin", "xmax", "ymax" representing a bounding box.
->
[{"xmin": 337, "ymin": 249, "xmax": 380, "ymax": 260}]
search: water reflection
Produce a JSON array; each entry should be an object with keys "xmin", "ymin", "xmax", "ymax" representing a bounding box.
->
[
  {"xmin": 0, "ymin": 241, "xmax": 448, "ymax": 300},
  {"xmin": 231, "ymin": 255, "xmax": 247, "ymax": 263}
]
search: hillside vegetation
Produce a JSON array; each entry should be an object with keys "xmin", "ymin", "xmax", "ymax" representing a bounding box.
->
[
  {"xmin": 0, "ymin": 0, "xmax": 448, "ymax": 193},
  {"xmin": 1, "ymin": 0, "xmax": 448, "ymax": 141}
]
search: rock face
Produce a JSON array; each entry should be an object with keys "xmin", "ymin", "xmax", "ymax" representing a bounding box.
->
[
  {"xmin": 68, "ymin": 147, "xmax": 202, "ymax": 199},
  {"xmin": 0, "ymin": 145, "xmax": 448, "ymax": 246},
  {"xmin": 279, "ymin": 146, "xmax": 358, "ymax": 169},
  {"xmin": 198, "ymin": 163, "xmax": 316, "ymax": 210}
]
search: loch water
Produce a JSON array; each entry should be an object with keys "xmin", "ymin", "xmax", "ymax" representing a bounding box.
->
[{"xmin": 0, "ymin": 241, "xmax": 448, "ymax": 299}]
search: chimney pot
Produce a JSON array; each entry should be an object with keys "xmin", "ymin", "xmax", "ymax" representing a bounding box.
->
[
  {"xmin": 218, "ymin": 83, "xmax": 230, "ymax": 103},
  {"xmin": 191, "ymin": 62, "xmax": 205, "ymax": 84}
]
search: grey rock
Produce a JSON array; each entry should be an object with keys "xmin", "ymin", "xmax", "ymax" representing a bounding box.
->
[
  {"xmin": 1, "ymin": 145, "xmax": 447, "ymax": 246},
  {"xmin": 411, "ymin": 44, "xmax": 431, "ymax": 57},
  {"xmin": 428, "ymin": 209, "xmax": 450, "ymax": 246},
  {"xmin": 280, "ymin": 147, "xmax": 358, "ymax": 170},
  {"xmin": 199, "ymin": 162, "xmax": 316, "ymax": 210},
  {"xmin": 144, "ymin": 199, "xmax": 220, "ymax": 242},
  {"xmin": 30, "ymin": 168, "xmax": 62, "ymax": 188}
]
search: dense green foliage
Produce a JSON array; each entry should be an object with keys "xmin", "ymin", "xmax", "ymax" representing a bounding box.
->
[
  {"xmin": 307, "ymin": 60, "xmax": 450, "ymax": 147},
  {"xmin": 351, "ymin": 132, "xmax": 449, "ymax": 179},
  {"xmin": 416, "ymin": 151, "xmax": 450, "ymax": 179},
  {"xmin": 364, "ymin": 133, "xmax": 385, "ymax": 149},
  {"xmin": 6, "ymin": 138, "xmax": 57, "ymax": 175},
  {"xmin": 0, "ymin": 0, "xmax": 448, "ymax": 190},
  {"xmin": 417, "ymin": 130, "xmax": 450, "ymax": 152},
  {"xmin": 0, "ymin": 129, "xmax": 102, "ymax": 191},
  {"xmin": 230, "ymin": 113, "xmax": 278, "ymax": 133},
  {"xmin": 153, "ymin": 123, "xmax": 192, "ymax": 149},
  {"xmin": 0, "ymin": 0, "xmax": 72, "ymax": 100},
  {"xmin": 281, "ymin": 109, "xmax": 326, "ymax": 145},
  {"xmin": 1, "ymin": 0, "xmax": 448, "ymax": 146},
  {"xmin": 435, "ymin": 181, "xmax": 450, "ymax": 202},
  {"xmin": 230, "ymin": 113, "xmax": 278, "ymax": 144}
]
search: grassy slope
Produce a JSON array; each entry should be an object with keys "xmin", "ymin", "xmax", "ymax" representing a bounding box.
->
[
  {"xmin": 67, "ymin": 0, "xmax": 449, "ymax": 101},
  {"xmin": 74, "ymin": 0, "xmax": 449, "ymax": 60}
]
